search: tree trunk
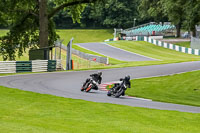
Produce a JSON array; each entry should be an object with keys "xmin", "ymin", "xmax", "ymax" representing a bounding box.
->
[
  {"xmin": 191, "ymin": 26, "xmax": 196, "ymax": 37},
  {"xmin": 176, "ymin": 23, "xmax": 181, "ymax": 38},
  {"xmin": 39, "ymin": 0, "xmax": 48, "ymax": 48}
]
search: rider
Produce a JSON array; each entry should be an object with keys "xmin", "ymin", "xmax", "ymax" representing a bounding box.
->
[
  {"xmin": 89, "ymin": 71, "xmax": 102, "ymax": 90},
  {"xmin": 83, "ymin": 71, "xmax": 102, "ymax": 90},
  {"xmin": 116, "ymin": 75, "xmax": 131, "ymax": 96}
]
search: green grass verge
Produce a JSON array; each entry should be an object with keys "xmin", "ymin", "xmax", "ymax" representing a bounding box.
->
[
  {"xmin": 0, "ymin": 29, "xmax": 113, "ymax": 43},
  {"xmin": 107, "ymin": 41, "xmax": 200, "ymax": 62},
  {"xmin": 126, "ymin": 70, "xmax": 200, "ymax": 106},
  {"xmin": 57, "ymin": 29, "xmax": 113, "ymax": 44},
  {"xmin": 0, "ymin": 86, "xmax": 200, "ymax": 133},
  {"xmin": 173, "ymin": 42, "xmax": 191, "ymax": 48}
]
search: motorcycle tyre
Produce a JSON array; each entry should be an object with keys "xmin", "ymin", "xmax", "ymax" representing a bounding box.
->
[
  {"xmin": 107, "ymin": 90, "xmax": 112, "ymax": 96},
  {"xmin": 115, "ymin": 89, "xmax": 124, "ymax": 98},
  {"xmin": 86, "ymin": 85, "xmax": 92, "ymax": 92}
]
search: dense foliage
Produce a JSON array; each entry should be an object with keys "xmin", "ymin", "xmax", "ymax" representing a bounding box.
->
[
  {"xmin": 138, "ymin": 0, "xmax": 200, "ymax": 37},
  {"xmin": 0, "ymin": 0, "xmax": 102, "ymax": 60}
]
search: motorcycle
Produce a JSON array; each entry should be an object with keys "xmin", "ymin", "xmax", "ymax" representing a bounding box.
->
[
  {"xmin": 107, "ymin": 76, "xmax": 131, "ymax": 98},
  {"xmin": 81, "ymin": 78, "xmax": 98, "ymax": 92}
]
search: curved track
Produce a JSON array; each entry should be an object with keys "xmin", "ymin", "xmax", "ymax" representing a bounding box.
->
[
  {"xmin": 1, "ymin": 61, "xmax": 200, "ymax": 113},
  {"xmin": 76, "ymin": 43, "xmax": 156, "ymax": 61}
]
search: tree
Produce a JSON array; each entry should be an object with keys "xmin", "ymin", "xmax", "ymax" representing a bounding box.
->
[
  {"xmin": 138, "ymin": 0, "xmax": 167, "ymax": 23},
  {"xmin": 0, "ymin": 0, "xmax": 103, "ymax": 60},
  {"xmin": 184, "ymin": 0, "xmax": 200, "ymax": 36},
  {"xmin": 87, "ymin": 0, "xmax": 139, "ymax": 29},
  {"xmin": 161, "ymin": 0, "xmax": 186, "ymax": 37}
]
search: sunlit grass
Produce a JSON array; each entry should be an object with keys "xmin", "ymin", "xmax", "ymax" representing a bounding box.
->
[{"xmin": 0, "ymin": 86, "xmax": 199, "ymax": 133}]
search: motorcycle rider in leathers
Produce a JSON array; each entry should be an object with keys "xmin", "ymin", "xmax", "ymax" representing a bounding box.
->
[{"xmin": 83, "ymin": 72, "xmax": 102, "ymax": 90}]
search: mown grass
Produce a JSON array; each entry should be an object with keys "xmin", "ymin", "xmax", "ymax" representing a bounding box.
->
[
  {"xmin": 126, "ymin": 70, "xmax": 200, "ymax": 106},
  {"xmin": 107, "ymin": 41, "xmax": 200, "ymax": 62},
  {"xmin": 173, "ymin": 42, "xmax": 191, "ymax": 48},
  {"xmin": 0, "ymin": 86, "xmax": 200, "ymax": 133},
  {"xmin": 57, "ymin": 29, "xmax": 113, "ymax": 44},
  {"xmin": 0, "ymin": 29, "xmax": 113, "ymax": 43}
]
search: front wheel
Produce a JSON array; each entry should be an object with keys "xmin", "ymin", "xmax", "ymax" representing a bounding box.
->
[
  {"xmin": 115, "ymin": 89, "xmax": 124, "ymax": 98},
  {"xmin": 107, "ymin": 90, "xmax": 111, "ymax": 96},
  {"xmin": 86, "ymin": 84, "xmax": 92, "ymax": 92}
]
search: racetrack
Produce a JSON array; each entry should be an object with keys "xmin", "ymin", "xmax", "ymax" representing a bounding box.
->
[
  {"xmin": 75, "ymin": 42, "xmax": 156, "ymax": 61},
  {"xmin": 1, "ymin": 61, "xmax": 200, "ymax": 113}
]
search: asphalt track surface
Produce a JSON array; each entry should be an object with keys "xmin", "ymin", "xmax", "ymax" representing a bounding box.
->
[
  {"xmin": 1, "ymin": 61, "xmax": 200, "ymax": 113},
  {"xmin": 75, "ymin": 43, "xmax": 156, "ymax": 61}
]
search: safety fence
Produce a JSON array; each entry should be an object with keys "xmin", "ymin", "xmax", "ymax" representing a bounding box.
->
[
  {"xmin": 191, "ymin": 36, "xmax": 200, "ymax": 49},
  {"xmin": 55, "ymin": 43, "xmax": 109, "ymax": 64},
  {"xmin": 0, "ymin": 60, "xmax": 61, "ymax": 73},
  {"xmin": 144, "ymin": 36, "xmax": 200, "ymax": 56}
]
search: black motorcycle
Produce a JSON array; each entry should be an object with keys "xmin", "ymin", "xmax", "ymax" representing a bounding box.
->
[
  {"xmin": 81, "ymin": 78, "xmax": 98, "ymax": 92},
  {"xmin": 81, "ymin": 72, "xmax": 102, "ymax": 92},
  {"xmin": 107, "ymin": 76, "xmax": 131, "ymax": 98}
]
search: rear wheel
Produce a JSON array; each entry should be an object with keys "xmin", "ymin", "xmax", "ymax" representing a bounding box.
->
[
  {"xmin": 107, "ymin": 90, "xmax": 111, "ymax": 96},
  {"xmin": 115, "ymin": 89, "xmax": 124, "ymax": 98},
  {"xmin": 86, "ymin": 84, "xmax": 92, "ymax": 92}
]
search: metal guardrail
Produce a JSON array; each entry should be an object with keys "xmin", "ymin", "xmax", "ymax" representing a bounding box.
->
[
  {"xmin": 0, "ymin": 60, "xmax": 60, "ymax": 73},
  {"xmin": 16, "ymin": 61, "xmax": 32, "ymax": 73},
  {"xmin": 191, "ymin": 36, "xmax": 200, "ymax": 49},
  {"xmin": 0, "ymin": 61, "xmax": 16, "ymax": 73},
  {"xmin": 56, "ymin": 43, "xmax": 109, "ymax": 64}
]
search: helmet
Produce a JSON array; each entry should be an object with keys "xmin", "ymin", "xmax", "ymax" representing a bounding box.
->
[
  {"xmin": 98, "ymin": 71, "xmax": 102, "ymax": 76},
  {"xmin": 125, "ymin": 75, "xmax": 130, "ymax": 81}
]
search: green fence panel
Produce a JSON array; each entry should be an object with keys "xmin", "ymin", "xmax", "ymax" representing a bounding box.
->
[
  {"xmin": 16, "ymin": 61, "xmax": 32, "ymax": 73},
  {"xmin": 161, "ymin": 42, "xmax": 164, "ymax": 47},
  {"xmin": 138, "ymin": 36, "xmax": 144, "ymax": 41},
  {"xmin": 155, "ymin": 40, "xmax": 158, "ymax": 45},
  {"xmin": 179, "ymin": 47, "xmax": 182, "ymax": 52},
  {"xmin": 173, "ymin": 45, "xmax": 176, "ymax": 50},
  {"xmin": 166, "ymin": 43, "xmax": 168, "ymax": 48},
  {"xmin": 192, "ymin": 49, "xmax": 195, "ymax": 54},
  {"xmin": 48, "ymin": 60, "xmax": 56, "ymax": 72},
  {"xmin": 185, "ymin": 48, "xmax": 188, "ymax": 54}
]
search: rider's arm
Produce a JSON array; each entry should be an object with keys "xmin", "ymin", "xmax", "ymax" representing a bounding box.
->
[
  {"xmin": 127, "ymin": 81, "xmax": 131, "ymax": 88},
  {"xmin": 98, "ymin": 76, "xmax": 102, "ymax": 84}
]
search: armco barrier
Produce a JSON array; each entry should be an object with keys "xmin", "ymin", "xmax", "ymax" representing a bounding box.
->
[
  {"xmin": 16, "ymin": 61, "xmax": 32, "ymax": 73},
  {"xmin": 56, "ymin": 43, "xmax": 109, "ymax": 64},
  {"xmin": 48, "ymin": 60, "xmax": 56, "ymax": 72},
  {"xmin": 0, "ymin": 60, "xmax": 61, "ymax": 73},
  {"xmin": 32, "ymin": 60, "xmax": 48, "ymax": 72},
  {"xmin": 0, "ymin": 61, "xmax": 16, "ymax": 73},
  {"xmin": 144, "ymin": 36, "xmax": 200, "ymax": 56}
]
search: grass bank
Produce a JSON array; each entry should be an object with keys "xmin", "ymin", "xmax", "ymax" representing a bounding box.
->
[
  {"xmin": 107, "ymin": 41, "xmax": 200, "ymax": 63},
  {"xmin": 57, "ymin": 29, "xmax": 113, "ymax": 44},
  {"xmin": 173, "ymin": 42, "xmax": 191, "ymax": 48},
  {"xmin": 0, "ymin": 86, "xmax": 199, "ymax": 133},
  {"xmin": 127, "ymin": 70, "xmax": 200, "ymax": 106}
]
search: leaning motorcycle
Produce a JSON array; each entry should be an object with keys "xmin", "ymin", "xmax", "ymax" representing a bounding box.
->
[
  {"xmin": 107, "ymin": 76, "xmax": 131, "ymax": 98},
  {"xmin": 81, "ymin": 78, "xmax": 98, "ymax": 92}
]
